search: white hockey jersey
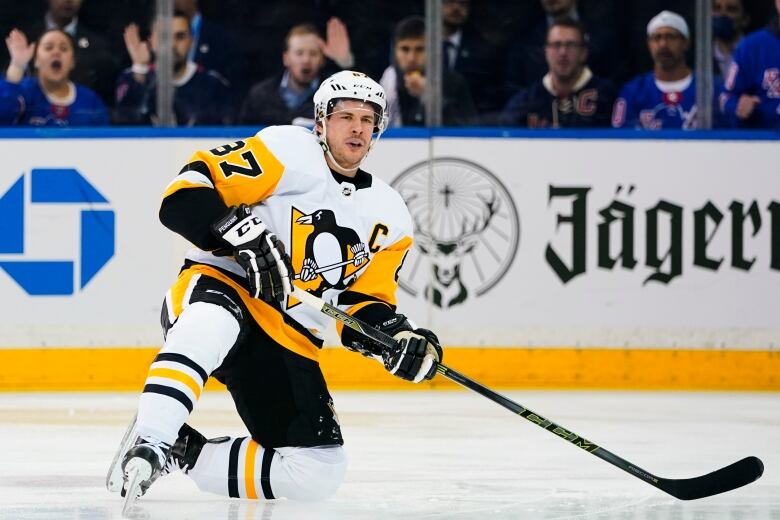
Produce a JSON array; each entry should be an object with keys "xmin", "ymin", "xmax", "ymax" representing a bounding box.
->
[{"xmin": 161, "ymin": 125, "xmax": 413, "ymax": 361}]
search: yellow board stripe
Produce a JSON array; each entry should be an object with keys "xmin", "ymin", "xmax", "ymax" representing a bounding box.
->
[
  {"xmin": 245, "ymin": 439, "xmax": 259, "ymax": 499},
  {"xmin": 0, "ymin": 347, "xmax": 778, "ymax": 391},
  {"xmin": 147, "ymin": 367, "xmax": 202, "ymax": 400}
]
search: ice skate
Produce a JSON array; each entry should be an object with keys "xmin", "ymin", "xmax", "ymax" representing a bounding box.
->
[
  {"xmin": 120, "ymin": 435, "xmax": 170, "ymax": 513},
  {"xmin": 106, "ymin": 413, "xmax": 137, "ymax": 493}
]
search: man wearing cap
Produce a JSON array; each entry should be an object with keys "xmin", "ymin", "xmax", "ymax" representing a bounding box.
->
[
  {"xmin": 612, "ymin": 10, "xmax": 725, "ymax": 129},
  {"xmin": 719, "ymin": 0, "xmax": 780, "ymax": 128}
]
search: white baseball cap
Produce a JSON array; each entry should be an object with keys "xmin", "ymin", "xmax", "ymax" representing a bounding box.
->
[{"xmin": 647, "ymin": 10, "xmax": 689, "ymax": 39}]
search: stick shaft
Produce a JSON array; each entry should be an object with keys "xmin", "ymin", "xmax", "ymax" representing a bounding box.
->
[
  {"xmin": 292, "ymin": 288, "xmax": 656, "ymax": 481},
  {"xmin": 436, "ymin": 364, "xmax": 661, "ymax": 486},
  {"xmin": 291, "ymin": 287, "xmax": 762, "ymax": 500}
]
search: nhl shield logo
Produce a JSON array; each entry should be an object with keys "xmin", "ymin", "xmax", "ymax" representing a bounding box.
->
[{"xmin": 391, "ymin": 158, "xmax": 520, "ymax": 308}]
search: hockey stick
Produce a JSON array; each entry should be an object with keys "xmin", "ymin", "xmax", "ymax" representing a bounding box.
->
[
  {"xmin": 291, "ymin": 286, "xmax": 764, "ymax": 500},
  {"xmin": 293, "ymin": 254, "xmax": 367, "ymax": 280}
]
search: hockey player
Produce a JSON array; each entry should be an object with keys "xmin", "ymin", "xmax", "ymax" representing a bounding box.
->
[
  {"xmin": 107, "ymin": 70, "xmax": 443, "ymax": 504},
  {"xmin": 719, "ymin": 0, "xmax": 780, "ymax": 128},
  {"xmin": 611, "ymin": 10, "xmax": 726, "ymax": 129}
]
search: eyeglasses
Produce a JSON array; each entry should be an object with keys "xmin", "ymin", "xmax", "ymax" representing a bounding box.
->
[
  {"xmin": 545, "ymin": 41, "xmax": 584, "ymax": 51},
  {"xmin": 648, "ymin": 32, "xmax": 684, "ymax": 43}
]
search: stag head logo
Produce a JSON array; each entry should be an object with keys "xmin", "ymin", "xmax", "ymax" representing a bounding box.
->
[{"xmin": 391, "ymin": 158, "xmax": 520, "ymax": 308}]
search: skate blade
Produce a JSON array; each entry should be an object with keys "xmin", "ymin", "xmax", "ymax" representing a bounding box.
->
[
  {"xmin": 107, "ymin": 412, "xmax": 138, "ymax": 492},
  {"xmin": 121, "ymin": 466, "xmax": 143, "ymax": 517}
]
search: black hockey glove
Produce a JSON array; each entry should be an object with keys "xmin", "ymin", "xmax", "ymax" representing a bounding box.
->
[
  {"xmin": 211, "ymin": 204, "xmax": 293, "ymax": 303},
  {"xmin": 348, "ymin": 314, "xmax": 443, "ymax": 383}
]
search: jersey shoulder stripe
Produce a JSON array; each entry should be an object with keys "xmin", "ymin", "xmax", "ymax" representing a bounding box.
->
[{"xmin": 163, "ymin": 133, "xmax": 291, "ymax": 206}]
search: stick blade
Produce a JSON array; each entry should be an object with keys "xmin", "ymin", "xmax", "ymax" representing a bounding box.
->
[{"xmin": 660, "ymin": 456, "xmax": 764, "ymax": 500}]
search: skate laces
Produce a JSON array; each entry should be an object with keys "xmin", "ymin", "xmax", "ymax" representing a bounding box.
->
[
  {"xmin": 136, "ymin": 435, "xmax": 170, "ymax": 468},
  {"xmin": 162, "ymin": 456, "xmax": 189, "ymax": 475}
]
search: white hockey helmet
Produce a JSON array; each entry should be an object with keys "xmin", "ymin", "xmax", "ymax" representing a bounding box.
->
[{"xmin": 314, "ymin": 70, "xmax": 388, "ymax": 134}]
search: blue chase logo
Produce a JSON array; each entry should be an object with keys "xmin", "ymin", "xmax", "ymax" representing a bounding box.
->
[{"xmin": 0, "ymin": 168, "xmax": 114, "ymax": 295}]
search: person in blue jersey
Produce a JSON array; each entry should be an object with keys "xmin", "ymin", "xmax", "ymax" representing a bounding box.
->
[
  {"xmin": 712, "ymin": 0, "xmax": 751, "ymax": 82},
  {"xmin": 114, "ymin": 11, "xmax": 233, "ymax": 126},
  {"xmin": 612, "ymin": 11, "xmax": 726, "ymax": 130},
  {"xmin": 0, "ymin": 28, "xmax": 108, "ymax": 126},
  {"xmin": 499, "ymin": 18, "xmax": 616, "ymax": 128},
  {"xmin": 719, "ymin": 0, "xmax": 780, "ymax": 128}
]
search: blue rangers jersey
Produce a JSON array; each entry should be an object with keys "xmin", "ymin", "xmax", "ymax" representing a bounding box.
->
[
  {"xmin": 612, "ymin": 72, "xmax": 726, "ymax": 129},
  {"xmin": 720, "ymin": 25, "xmax": 780, "ymax": 129},
  {"xmin": 0, "ymin": 78, "xmax": 108, "ymax": 126}
]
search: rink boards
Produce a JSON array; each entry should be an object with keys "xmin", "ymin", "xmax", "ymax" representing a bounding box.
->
[{"xmin": 0, "ymin": 129, "xmax": 778, "ymax": 390}]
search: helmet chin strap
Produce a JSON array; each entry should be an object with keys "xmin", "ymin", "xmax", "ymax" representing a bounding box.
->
[{"xmin": 317, "ymin": 117, "xmax": 379, "ymax": 174}]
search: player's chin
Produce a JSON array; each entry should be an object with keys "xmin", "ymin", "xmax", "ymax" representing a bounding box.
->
[{"xmin": 340, "ymin": 147, "xmax": 367, "ymax": 166}]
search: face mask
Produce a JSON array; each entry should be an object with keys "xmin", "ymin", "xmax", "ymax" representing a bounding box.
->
[{"xmin": 712, "ymin": 15, "xmax": 737, "ymax": 41}]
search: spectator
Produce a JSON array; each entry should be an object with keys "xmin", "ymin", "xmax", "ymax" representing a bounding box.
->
[
  {"xmin": 612, "ymin": 11, "xmax": 726, "ymax": 130},
  {"xmin": 174, "ymin": 0, "xmax": 244, "ymax": 97},
  {"xmin": 0, "ymin": 28, "xmax": 108, "ymax": 126},
  {"xmin": 235, "ymin": 1, "xmax": 422, "ymax": 89},
  {"xmin": 114, "ymin": 11, "xmax": 233, "ymax": 126},
  {"xmin": 713, "ymin": 0, "xmax": 751, "ymax": 81},
  {"xmin": 624, "ymin": 2, "xmax": 695, "ymax": 80},
  {"xmin": 504, "ymin": 0, "xmax": 629, "ymax": 92},
  {"xmin": 719, "ymin": 0, "xmax": 780, "ymax": 128},
  {"xmin": 18, "ymin": 0, "xmax": 116, "ymax": 106},
  {"xmin": 500, "ymin": 18, "xmax": 615, "ymax": 128},
  {"xmin": 441, "ymin": 0, "xmax": 506, "ymax": 118},
  {"xmin": 379, "ymin": 16, "xmax": 476, "ymax": 127},
  {"xmin": 239, "ymin": 23, "xmax": 334, "ymax": 126},
  {"xmin": 328, "ymin": 1, "xmax": 423, "ymax": 80}
]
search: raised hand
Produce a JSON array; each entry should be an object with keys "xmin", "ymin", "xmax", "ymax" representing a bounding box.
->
[
  {"xmin": 5, "ymin": 29, "xmax": 34, "ymax": 69},
  {"xmin": 321, "ymin": 17, "xmax": 354, "ymax": 68},
  {"xmin": 123, "ymin": 23, "xmax": 151, "ymax": 67}
]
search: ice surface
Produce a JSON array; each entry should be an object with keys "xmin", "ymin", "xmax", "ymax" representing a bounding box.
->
[{"xmin": 0, "ymin": 390, "xmax": 777, "ymax": 519}]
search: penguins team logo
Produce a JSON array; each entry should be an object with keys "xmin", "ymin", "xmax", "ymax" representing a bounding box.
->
[
  {"xmin": 391, "ymin": 158, "xmax": 520, "ymax": 308},
  {"xmin": 289, "ymin": 207, "xmax": 369, "ymax": 302}
]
